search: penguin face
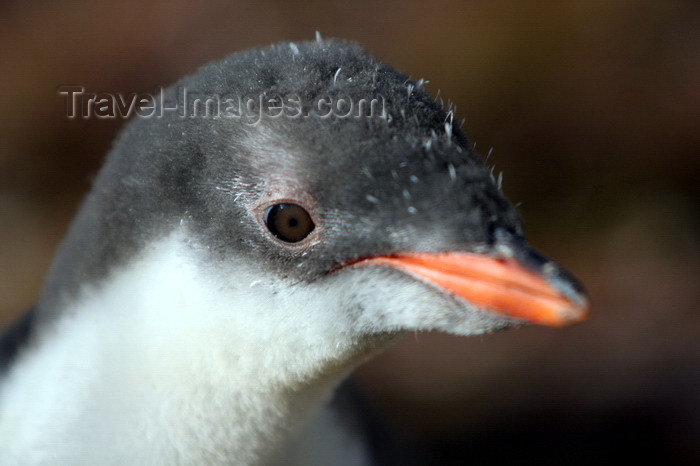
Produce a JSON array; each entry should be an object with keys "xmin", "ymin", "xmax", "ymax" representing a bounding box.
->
[
  {"xmin": 56, "ymin": 40, "xmax": 586, "ymax": 340},
  {"xmin": 192, "ymin": 114, "xmax": 586, "ymax": 334}
]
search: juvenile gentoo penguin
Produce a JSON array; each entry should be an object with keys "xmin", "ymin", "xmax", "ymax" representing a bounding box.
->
[{"xmin": 0, "ymin": 39, "xmax": 588, "ymax": 465}]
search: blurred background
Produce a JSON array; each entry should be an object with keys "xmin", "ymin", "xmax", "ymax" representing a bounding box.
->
[{"xmin": 1, "ymin": 0, "xmax": 698, "ymax": 463}]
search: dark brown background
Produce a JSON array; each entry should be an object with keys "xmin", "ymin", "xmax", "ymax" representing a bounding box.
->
[{"xmin": 1, "ymin": 0, "xmax": 698, "ymax": 463}]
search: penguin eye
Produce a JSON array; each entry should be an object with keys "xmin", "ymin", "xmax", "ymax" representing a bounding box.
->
[{"xmin": 264, "ymin": 203, "xmax": 315, "ymax": 243}]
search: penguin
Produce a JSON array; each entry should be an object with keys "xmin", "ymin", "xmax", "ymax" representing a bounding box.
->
[{"xmin": 0, "ymin": 39, "xmax": 588, "ymax": 465}]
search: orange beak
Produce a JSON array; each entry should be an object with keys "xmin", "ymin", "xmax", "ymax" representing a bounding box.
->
[{"xmin": 350, "ymin": 252, "xmax": 589, "ymax": 327}]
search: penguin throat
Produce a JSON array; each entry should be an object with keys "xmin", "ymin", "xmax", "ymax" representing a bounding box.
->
[{"xmin": 1, "ymin": 232, "xmax": 392, "ymax": 464}]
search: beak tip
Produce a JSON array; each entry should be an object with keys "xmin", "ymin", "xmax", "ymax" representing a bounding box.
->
[
  {"xmin": 561, "ymin": 304, "xmax": 590, "ymax": 326},
  {"xmin": 547, "ymin": 296, "xmax": 590, "ymax": 327}
]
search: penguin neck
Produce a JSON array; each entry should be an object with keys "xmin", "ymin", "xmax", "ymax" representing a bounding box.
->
[{"xmin": 4, "ymin": 231, "xmax": 396, "ymax": 464}]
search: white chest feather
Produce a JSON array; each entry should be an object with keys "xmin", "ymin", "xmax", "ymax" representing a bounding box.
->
[{"xmin": 0, "ymin": 233, "xmax": 382, "ymax": 465}]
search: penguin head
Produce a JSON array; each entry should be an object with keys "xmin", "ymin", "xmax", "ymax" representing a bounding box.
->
[{"xmin": 53, "ymin": 39, "xmax": 587, "ymax": 343}]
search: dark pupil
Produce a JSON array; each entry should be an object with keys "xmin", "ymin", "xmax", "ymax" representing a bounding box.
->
[{"xmin": 265, "ymin": 203, "xmax": 314, "ymax": 243}]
